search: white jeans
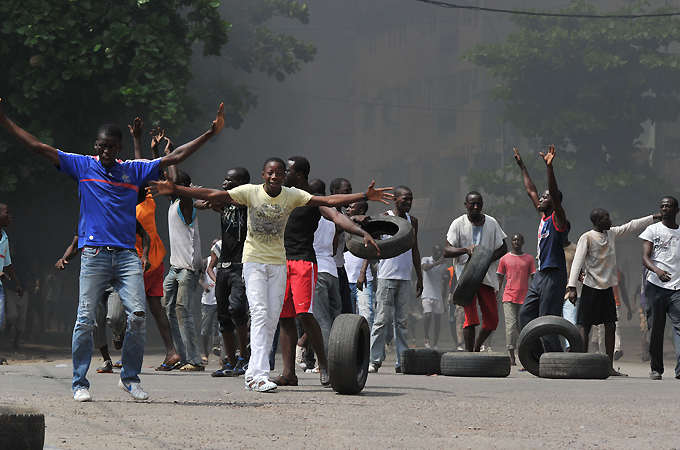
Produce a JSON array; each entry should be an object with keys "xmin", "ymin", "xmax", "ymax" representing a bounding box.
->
[{"xmin": 243, "ymin": 262, "xmax": 287, "ymax": 382}]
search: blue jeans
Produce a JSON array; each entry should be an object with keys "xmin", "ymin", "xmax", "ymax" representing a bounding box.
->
[
  {"xmin": 72, "ymin": 247, "xmax": 146, "ymax": 392},
  {"xmin": 350, "ymin": 282, "xmax": 374, "ymax": 330},
  {"xmin": 370, "ymin": 279, "xmax": 411, "ymax": 368},
  {"xmin": 0, "ymin": 283, "xmax": 5, "ymax": 332},
  {"xmin": 314, "ymin": 272, "xmax": 342, "ymax": 355},
  {"xmin": 163, "ymin": 267, "xmax": 201, "ymax": 366}
]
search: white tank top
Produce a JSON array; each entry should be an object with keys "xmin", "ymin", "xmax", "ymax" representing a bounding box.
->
[{"xmin": 377, "ymin": 211, "xmax": 413, "ymax": 280}]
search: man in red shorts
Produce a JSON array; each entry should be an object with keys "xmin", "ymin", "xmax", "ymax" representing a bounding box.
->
[{"xmin": 444, "ymin": 191, "xmax": 507, "ymax": 352}]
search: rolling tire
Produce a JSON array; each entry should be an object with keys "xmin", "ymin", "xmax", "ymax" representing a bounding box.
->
[
  {"xmin": 345, "ymin": 215, "xmax": 415, "ymax": 260},
  {"xmin": 401, "ymin": 349, "xmax": 441, "ymax": 375},
  {"xmin": 451, "ymin": 246, "xmax": 494, "ymax": 307},
  {"xmin": 439, "ymin": 352, "xmax": 511, "ymax": 378},
  {"xmin": 0, "ymin": 403, "xmax": 45, "ymax": 450},
  {"xmin": 328, "ymin": 314, "xmax": 370, "ymax": 395},
  {"xmin": 517, "ymin": 316, "xmax": 583, "ymax": 377},
  {"xmin": 539, "ymin": 353, "xmax": 610, "ymax": 379}
]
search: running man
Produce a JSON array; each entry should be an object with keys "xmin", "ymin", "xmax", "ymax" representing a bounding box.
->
[
  {"xmin": 344, "ymin": 201, "xmax": 374, "ymax": 327},
  {"xmin": 514, "ymin": 145, "xmax": 568, "ymax": 353},
  {"xmin": 444, "ymin": 191, "xmax": 507, "ymax": 352},
  {"xmin": 0, "ymin": 97, "xmax": 225, "ymax": 401},
  {"xmin": 149, "ymin": 158, "xmax": 392, "ymax": 392}
]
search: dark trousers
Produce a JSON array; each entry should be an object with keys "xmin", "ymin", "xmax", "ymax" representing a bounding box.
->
[
  {"xmin": 214, "ymin": 265, "xmax": 248, "ymax": 334},
  {"xmin": 519, "ymin": 267, "xmax": 567, "ymax": 352},
  {"xmin": 645, "ymin": 282, "xmax": 680, "ymax": 376},
  {"xmin": 338, "ymin": 267, "xmax": 354, "ymax": 314}
]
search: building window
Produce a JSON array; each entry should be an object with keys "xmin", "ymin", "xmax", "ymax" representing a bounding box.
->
[{"xmin": 437, "ymin": 112, "xmax": 457, "ymax": 134}]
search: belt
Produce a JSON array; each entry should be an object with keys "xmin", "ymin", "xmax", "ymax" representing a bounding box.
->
[
  {"xmin": 217, "ymin": 262, "xmax": 242, "ymax": 269},
  {"xmin": 84, "ymin": 245, "xmax": 130, "ymax": 252}
]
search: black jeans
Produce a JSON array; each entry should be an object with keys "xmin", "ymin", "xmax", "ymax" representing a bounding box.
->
[
  {"xmin": 645, "ymin": 282, "xmax": 680, "ymax": 376},
  {"xmin": 519, "ymin": 267, "xmax": 567, "ymax": 352},
  {"xmin": 214, "ymin": 265, "xmax": 248, "ymax": 334}
]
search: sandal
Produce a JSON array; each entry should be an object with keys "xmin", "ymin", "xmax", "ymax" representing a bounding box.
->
[
  {"xmin": 113, "ymin": 360, "xmax": 123, "ymax": 369},
  {"xmin": 272, "ymin": 374, "xmax": 298, "ymax": 386},
  {"xmin": 179, "ymin": 363, "xmax": 206, "ymax": 372},
  {"xmin": 155, "ymin": 361, "xmax": 181, "ymax": 372},
  {"xmin": 610, "ymin": 369, "xmax": 628, "ymax": 377},
  {"xmin": 202, "ymin": 356, "xmax": 209, "ymax": 365},
  {"xmin": 245, "ymin": 378, "xmax": 277, "ymax": 392}
]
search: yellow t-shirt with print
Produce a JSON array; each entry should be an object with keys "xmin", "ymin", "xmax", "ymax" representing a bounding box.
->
[{"xmin": 228, "ymin": 184, "xmax": 313, "ymax": 265}]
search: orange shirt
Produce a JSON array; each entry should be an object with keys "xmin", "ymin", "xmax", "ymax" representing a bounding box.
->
[{"xmin": 136, "ymin": 194, "xmax": 166, "ymax": 271}]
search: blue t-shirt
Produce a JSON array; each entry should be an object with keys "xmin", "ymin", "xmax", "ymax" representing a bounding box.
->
[
  {"xmin": 57, "ymin": 151, "xmax": 161, "ymax": 249},
  {"xmin": 536, "ymin": 212, "xmax": 567, "ymax": 271}
]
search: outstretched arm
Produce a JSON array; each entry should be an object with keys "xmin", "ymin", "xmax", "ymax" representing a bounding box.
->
[
  {"xmin": 0, "ymin": 98, "xmax": 59, "ymax": 165},
  {"xmin": 542, "ymin": 145, "xmax": 566, "ymax": 230},
  {"xmin": 148, "ymin": 178, "xmax": 239, "ymax": 205},
  {"xmin": 307, "ymin": 181, "xmax": 393, "ymax": 207},
  {"xmin": 129, "ymin": 117, "xmax": 143, "ymax": 160},
  {"xmin": 514, "ymin": 148, "xmax": 540, "ymax": 213},
  {"xmin": 320, "ymin": 206, "xmax": 380, "ymax": 255},
  {"xmin": 159, "ymin": 103, "xmax": 225, "ymax": 169}
]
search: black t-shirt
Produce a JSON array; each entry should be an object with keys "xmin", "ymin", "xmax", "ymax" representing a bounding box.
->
[
  {"xmin": 284, "ymin": 205, "xmax": 321, "ymax": 263},
  {"xmin": 218, "ymin": 205, "xmax": 247, "ymax": 263}
]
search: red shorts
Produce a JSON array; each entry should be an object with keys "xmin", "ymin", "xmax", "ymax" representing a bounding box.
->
[
  {"xmin": 463, "ymin": 284, "xmax": 499, "ymax": 331},
  {"xmin": 280, "ymin": 260, "xmax": 318, "ymax": 319},
  {"xmin": 144, "ymin": 262, "xmax": 165, "ymax": 298}
]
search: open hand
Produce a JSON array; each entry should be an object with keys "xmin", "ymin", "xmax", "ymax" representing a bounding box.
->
[
  {"xmin": 656, "ymin": 269, "xmax": 672, "ymax": 283},
  {"xmin": 148, "ymin": 179, "xmax": 176, "ymax": 197},
  {"xmin": 210, "ymin": 103, "xmax": 225, "ymax": 134},
  {"xmin": 150, "ymin": 128, "xmax": 165, "ymax": 149},
  {"xmin": 513, "ymin": 148, "xmax": 524, "ymax": 168},
  {"xmin": 163, "ymin": 136, "xmax": 174, "ymax": 155},
  {"xmin": 128, "ymin": 117, "xmax": 143, "ymax": 139},
  {"xmin": 365, "ymin": 181, "xmax": 394, "ymax": 204},
  {"xmin": 540, "ymin": 145, "xmax": 556, "ymax": 166},
  {"xmin": 363, "ymin": 234, "xmax": 380, "ymax": 256}
]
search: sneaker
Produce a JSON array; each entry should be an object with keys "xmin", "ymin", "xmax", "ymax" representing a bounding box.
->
[
  {"xmin": 433, "ymin": 345, "xmax": 439, "ymax": 350},
  {"xmin": 96, "ymin": 360, "xmax": 113, "ymax": 374},
  {"xmin": 423, "ymin": 339, "xmax": 431, "ymax": 349},
  {"xmin": 73, "ymin": 387, "xmax": 92, "ymax": 402},
  {"xmin": 202, "ymin": 356, "xmax": 209, "ymax": 365},
  {"xmin": 295, "ymin": 345, "xmax": 307, "ymax": 369},
  {"xmin": 118, "ymin": 379, "xmax": 149, "ymax": 400},
  {"xmin": 650, "ymin": 371, "xmax": 662, "ymax": 380},
  {"xmin": 614, "ymin": 349, "xmax": 624, "ymax": 361},
  {"xmin": 385, "ymin": 342, "xmax": 394, "ymax": 353},
  {"xmin": 457, "ymin": 346, "xmax": 464, "ymax": 351},
  {"xmin": 232, "ymin": 358, "xmax": 248, "ymax": 376},
  {"xmin": 305, "ymin": 366, "xmax": 319, "ymax": 373},
  {"xmin": 112, "ymin": 334, "xmax": 124, "ymax": 351},
  {"xmin": 368, "ymin": 364, "xmax": 379, "ymax": 374},
  {"xmin": 245, "ymin": 378, "xmax": 277, "ymax": 392},
  {"xmin": 212, "ymin": 346, "xmax": 221, "ymax": 357},
  {"xmin": 395, "ymin": 366, "xmax": 402, "ymax": 374},
  {"xmin": 319, "ymin": 365, "xmax": 330, "ymax": 386},
  {"xmin": 211, "ymin": 363, "xmax": 235, "ymax": 378},
  {"xmin": 675, "ymin": 373, "xmax": 680, "ymax": 380}
]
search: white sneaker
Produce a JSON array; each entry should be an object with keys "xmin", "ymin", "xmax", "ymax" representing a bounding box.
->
[
  {"xmin": 368, "ymin": 364, "xmax": 379, "ymax": 373},
  {"xmin": 305, "ymin": 366, "xmax": 319, "ymax": 373},
  {"xmin": 245, "ymin": 378, "xmax": 277, "ymax": 392},
  {"xmin": 118, "ymin": 379, "xmax": 149, "ymax": 400},
  {"xmin": 73, "ymin": 387, "xmax": 92, "ymax": 402},
  {"xmin": 295, "ymin": 345, "xmax": 307, "ymax": 369},
  {"xmin": 423, "ymin": 339, "xmax": 431, "ymax": 349},
  {"xmin": 457, "ymin": 346, "xmax": 464, "ymax": 351}
]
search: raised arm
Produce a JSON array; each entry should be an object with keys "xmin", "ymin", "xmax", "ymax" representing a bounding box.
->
[
  {"xmin": 422, "ymin": 257, "xmax": 444, "ymax": 271},
  {"xmin": 320, "ymin": 206, "xmax": 380, "ymax": 255},
  {"xmin": 514, "ymin": 148, "xmax": 540, "ymax": 213},
  {"xmin": 0, "ymin": 98, "xmax": 59, "ymax": 165},
  {"xmin": 307, "ymin": 181, "xmax": 393, "ymax": 207},
  {"xmin": 129, "ymin": 117, "xmax": 143, "ymax": 160},
  {"xmin": 148, "ymin": 178, "xmax": 238, "ymax": 205},
  {"xmin": 150, "ymin": 128, "xmax": 165, "ymax": 160},
  {"xmin": 159, "ymin": 103, "xmax": 225, "ymax": 170},
  {"xmin": 542, "ymin": 145, "xmax": 566, "ymax": 230},
  {"xmin": 56, "ymin": 235, "xmax": 80, "ymax": 269}
]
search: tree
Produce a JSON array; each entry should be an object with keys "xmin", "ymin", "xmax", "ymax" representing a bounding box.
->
[
  {"xmin": 0, "ymin": 0, "xmax": 315, "ymax": 197},
  {"xmin": 462, "ymin": 0, "xmax": 680, "ymax": 223}
]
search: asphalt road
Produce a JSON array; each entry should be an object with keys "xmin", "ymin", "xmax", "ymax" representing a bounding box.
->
[{"xmin": 2, "ymin": 347, "xmax": 680, "ymax": 450}]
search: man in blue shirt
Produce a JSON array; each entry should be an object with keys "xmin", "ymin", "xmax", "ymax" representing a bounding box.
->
[{"xmin": 0, "ymin": 97, "xmax": 225, "ymax": 401}]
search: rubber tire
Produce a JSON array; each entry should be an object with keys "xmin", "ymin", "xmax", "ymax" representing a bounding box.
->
[
  {"xmin": 439, "ymin": 352, "xmax": 511, "ymax": 377},
  {"xmin": 516, "ymin": 315, "xmax": 583, "ymax": 377},
  {"xmin": 0, "ymin": 403, "xmax": 45, "ymax": 450},
  {"xmin": 328, "ymin": 314, "xmax": 370, "ymax": 395},
  {"xmin": 539, "ymin": 352, "xmax": 610, "ymax": 379},
  {"xmin": 401, "ymin": 349, "xmax": 441, "ymax": 375},
  {"xmin": 345, "ymin": 215, "xmax": 415, "ymax": 260},
  {"xmin": 451, "ymin": 246, "xmax": 494, "ymax": 307}
]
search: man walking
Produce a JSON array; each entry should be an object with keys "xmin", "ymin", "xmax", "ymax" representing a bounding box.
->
[{"xmin": 421, "ymin": 244, "xmax": 448, "ymax": 350}]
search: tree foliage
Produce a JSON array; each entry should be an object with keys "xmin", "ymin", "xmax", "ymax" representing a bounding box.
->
[
  {"xmin": 0, "ymin": 0, "xmax": 315, "ymax": 197},
  {"xmin": 463, "ymin": 0, "xmax": 680, "ymax": 224}
]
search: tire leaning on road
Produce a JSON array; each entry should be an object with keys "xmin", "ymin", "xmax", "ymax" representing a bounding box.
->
[
  {"xmin": 539, "ymin": 352, "xmax": 610, "ymax": 379},
  {"xmin": 0, "ymin": 403, "xmax": 45, "ymax": 450},
  {"xmin": 439, "ymin": 352, "xmax": 511, "ymax": 377},
  {"xmin": 328, "ymin": 314, "xmax": 371, "ymax": 395},
  {"xmin": 401, "ymin": 349, "xmax": 442, "ymax": 375},
  {"xmin": 345, "ymin": 215, "xmax": 415, "ymax": 260},
  {"xmin": 451, "ymin": 246, "xmax": 494, "ymax": 307},
  {"xmin": 517, "ymin": 315, "xmax": 584, "ymax": 377}
]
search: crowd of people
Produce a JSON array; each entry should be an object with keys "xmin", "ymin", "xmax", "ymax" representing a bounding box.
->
[{"xmin": 1, "ymin": 97, "xmax": 679, "ymax": 403}]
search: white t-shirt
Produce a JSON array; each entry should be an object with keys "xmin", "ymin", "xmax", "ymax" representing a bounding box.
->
[
  {"xmin": 377, "ymin": 211, "xmax": 413, "ymax": 280},
  {"xmin": 639, "ymin": 222, "xmax": 680, "ymax": 290},
  {"xmin": 446, "ymin": 214, "xmax": 507, "ymax": 290},
  {"xmin": 344, "ymin": 251, "xmax": 373, "ymax": 284},
  {"xmin": 313, "ymin": 218, "xmax": 338, "ymax": 277},
  {"xmin": 168, "ymin": 200, "xmax": 202, "ymax": 271},
  {"xmin": 421, "ymin": 256, "xmax": 446, "ymax": 300},
  {"xmin": 0, "ymin": 230, "xmax": 11, "ymax": 270},
  {"xmin": 200, "ymin": 258, "xmax": 216, "ymax": 305}
]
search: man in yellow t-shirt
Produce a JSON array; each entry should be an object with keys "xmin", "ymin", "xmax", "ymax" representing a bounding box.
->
[{"xmin": 150, "ymin": 157, "xmax": 391, "ymax": 392}]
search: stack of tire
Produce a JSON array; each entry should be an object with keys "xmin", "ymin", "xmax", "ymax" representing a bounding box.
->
[
  {"xmin": 0, "ymin": 403, "xmax": 45, "ymax": 450},
  {"xmin": 517, "ymin": 315, "xmax": 610, "ymax": 379}
]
